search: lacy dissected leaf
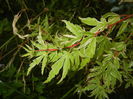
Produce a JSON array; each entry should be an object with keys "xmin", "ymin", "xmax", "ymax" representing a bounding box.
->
[
  {"xmin": 79, "ymin": 37, "xmax": 96, "ymax": 69},
  {"xmin": 27, "ymin": 55, "xmax": 44, "ymax": 75},
  {"xmin": 90, "ymin": 19, "xmax": 107, "ymax": 33},
  {"xmin": 50, "ymin": 52, "xmax": 63, "ymax": 62},
  {"xmin": 108, "ymin": 15, "xmax": 120, "ymax": 25},
  {"xmin": 44, "ymin": 54, "xmax": 65, "ymax": 83},
  {"xmin": 22, "ymin": 44, "xmax": 34, "ymax": 58},
  {"xmin": 79, "ymin": 17, "xmax": 100, "ymax": 26},
  {"xmin": 58, "ymin": 52, "xmax": 71, "ymax": 83},
  {"xmin": 96, "ymin": 36, "xmax": 111, "ymax": 58},
  {"xmin": 86, "ymin": 37, "xmax": 96, "ymax": 58},
  {"xmin": 86, "ymin": 52, "xmax": 122, "ymax": 93},
  {"xmin": 102, "ymin": 12, "xmax": 120, "ymax": 25},
  {"xmin": 71, "ymin": 51, "xmax": 80, "ymax": 71},
  {"xmin": 45, "ymin": 51, "xmax": 82, "ymax": 83},
  {"xmin": 37, "ymin": 26, "xmax": 45, "ymax": 45},
  {"xmin": 80, "ymin": 58, "xmax": 90, "ymax": 70},
  {"xmin": 90, "ymin": 86, "xmax": 109, "ymax": 99},
  {"xmin": 31, "ymin": 41, "xmax": 47, "ymax": 50},
  {"xmin": 41, "ymin": 54, "xmax": 48, "ymax": 75},
  {"xmin": 117, "ymin": 21, "xmax": 128, "ymax": 37},
  {"xmin": 113, "ymin": 57, "xmax": 120, "ymax": 69},
  {"xmin": 83, "ymin": 78, "xmax": 109, "ymax": 99},
  {"xmin": 78, "ymin": 37, "xmax": 92, "ymax": 49},
  {"xmin": 102, "ymin": 12, "xmax": 119, "ymax": 19},
  {"xmin": 125, "ymin": 79, "xmax": 133, "ymax": 88},
  {"xmin": 110, "ymin": 68, "xmax": 122, "ymax": 82},
  {"xmin": 62, "ymin": 20, "xmax": 84, "ymax": 37},
  {"xmin": 111, "ymin": 42, "xmax": 126, "ymax": 51}
]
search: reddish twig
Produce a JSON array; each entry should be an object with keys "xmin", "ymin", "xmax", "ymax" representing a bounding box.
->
[
  {"xmin": 120, "ymin": 14, "xmax": 129, "ymax": 17},
  {"xmin": 108, "ymin": 14, "xmax": 133, "ymax": 29},
  {"xmin": 35, "ymin": 49, "xmax": 58, "ymax": 52},
  {"xmin": 64, "ymin": 42, "xmax": 80, "ymax": 48},
  {"xmin": 34, "ymin": 42, "xmax": 80, "ymax": 52},
  {"xmin": 94, "ymin": 30, "xmax": 101, "ymax": 37}
]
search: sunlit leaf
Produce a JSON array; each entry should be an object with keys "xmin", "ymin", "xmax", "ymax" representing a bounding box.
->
[
  {"xmin": 86, "ymin": 37, "xmax": 96, "ymax": 58},
  {"xmin": 117, "ymin": 21, "xmax": 128, "ymax": 37},
  {"xmin": 71, "ymin": 51, "xmax": 80, "ymax": 71},
  {"xmin": 50, "ymin": 53, "xmax": 63, "ymax": 62},
  {"xmin": 41, "ymin": 55, "xmax": 48, "ymax": 75},
  {"xmin": 31, "ymin": 41, "xmax": 46, "ymax": 50},
  {"xmin": 102, "ymin": 12, "xmax": 119, "ymax": 19},
  {"xmin": 62, "ymin": 20, "xmax": 84, "ymax": 37},
  {"xmin": 44, "ymin": 56, "xmax": 65, "ymax": 83},
  {"xmin": 79, "ymin": 17, "xmax": 99, "ymax": 26},
  {"xmin": 27, "ymin": 55, "xmax": 44, "ymax": 75},
  {"xmin": 80, "ymin": 58, "xmax": 90, "ymax": 70},
  {"xmin": 58, "ymin": 52, "xmax": 70, "ymax": 83}
]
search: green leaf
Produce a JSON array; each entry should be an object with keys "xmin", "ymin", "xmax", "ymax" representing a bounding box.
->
[
  {"xmin": 71, "ymin": 51, "xmax": 80, "ymax": 71},
  {"xmin": 44, "ymin": 56, "xmax": 65, "ymax": 83},
  {"xmin": 108, "ymin": 15, "xmax": 120, "ymax": 25},
  {"xmin": 117, "ymin": 21, "xmax": 128, "ymax": 37},
  {"xmin": 86, "ymin": 37, "xmax": 96, "ymax": 58},
  {"xmin": 110, "ymin": 70, "xmax": 122, "ymax": 82},
  {"xmin": 50, "ymin": 53, "xmax": 63, "ymax": 62},
  {"xmin": 25, "ymin": 44, "xmax": 33, "ymax": 50},
  {"xmin": 49, "ymin": 52, "xmax": 57, "ymax": 61},
  {"xmin": 62, "ymin": 20, "xmax": 84, "ymax": 37},
  {"xmin": 125, "ymin": 79, "xmax": 133, "ymax": 88},
  {"xmin": 79, "ymin": 17, "xmax": 99, "ymax": 26},
  {"xmin": 90, "ymin": 21, "xmax": 107, "ymax": 33},
  {"xmin": 78, "ymin": 37, "xmax": 93, "ymax": 49},
  {"xmin": 27, "ymin": 55, "xmax": 44, "ymax": 75},
  {"xmin": 102, "ymin": 12, "xmax": 119, "ymax": 19},
  {"xmin": 113, "ymin": 57, "xmax": 120, "ymax": 69},
  {"xmin": 83, "ymin": 84, "xmax": 97, "ymax": 91},
  {"xmin": 96, "ymin": 36, "xmax": 111, "ymax": 58},
  {"xmin": 42, "ymin": 15, "xmax": 49, "ymax": 28},
  {"xmin": 31, "ymin": 41, "xmax": 47, "ymax": 50},
  {"xmin": 70, "ymin": 53, "xmax": 75, "ymax": 66},
  {"xmin": 22, "ymin": 45, "xmax": 34, "ymax": 58},
  {"xmin": 74, "ymin": 53, "xmax": 80, "ymax": 69},
  {"xmin": 80, "ymin": 58, "xmax": 90, "ymax": 70},
  {"xmin": 111, "ymin": 42, "xmax": 126, "ymax": 51},
  {"xmin": 37, "ymin": 27, "xmax": 45, "ymax": 45},
  {"xmin": 58, "ymin": 53, "xmax": 70, "ymax": 83},
  {"xmin": 102, "ymin": 12, "xmax": 120, "ymax": 25},
  {"xmin": 41, "ymin": 55, "xmax": 48, "ymax": 75},
  {"xmin": 79, "ymin": 37, "xmax": 96, "ymax": 69}
]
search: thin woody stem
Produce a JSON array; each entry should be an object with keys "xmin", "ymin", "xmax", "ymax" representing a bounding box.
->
[
  {"xmin": 108, "ymin": 14, "xmax": 133, "ymax": 29},
  {"xmin": 34, "ymin": 42, "xmax": 80, "ymax": 52}
]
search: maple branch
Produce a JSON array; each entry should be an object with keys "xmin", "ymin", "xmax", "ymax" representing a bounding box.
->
[
  {"xmin": 34, "ymin": 42, "xmax": 80, "ymax": 52},
  {"xmin": 34, "ymin": 14, "xmax": 133, "ymax": 52}
]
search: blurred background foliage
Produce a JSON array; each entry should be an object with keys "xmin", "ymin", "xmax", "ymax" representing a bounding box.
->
[{"xmin": 0, "ymin": 0, "xmax": 133, "ymax": 99}]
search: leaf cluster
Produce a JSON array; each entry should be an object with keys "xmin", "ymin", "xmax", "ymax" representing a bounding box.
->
[{"xmin": 23, "ymin": 12, "xmax": 133, "ymax": 99}]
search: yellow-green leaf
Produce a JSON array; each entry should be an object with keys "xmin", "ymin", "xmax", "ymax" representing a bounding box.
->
[
  {"xmin": 44, "ymin": 57, "xmax": 65, "ymax": 83},
  {"xmin": 79, "ymin": 17, "xmax": 99, "ymax": 26},
  {"xmin": 58, "ymin": 54, "xmax": 70, "ymax": 84},
  {"xmin": 41, "ymin": 55, "xmax": 48, "ymax": 75},
  {"xmin": 62, "ymin": 20, "xmax": 84, "ymax": 37},
  {"xmin": 27, "ymin": 55, "xmax": 44, "ymax": 75},
  {"xmin": 117, "ymin": 21, "xmax": 128, "ymax": 37}
]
